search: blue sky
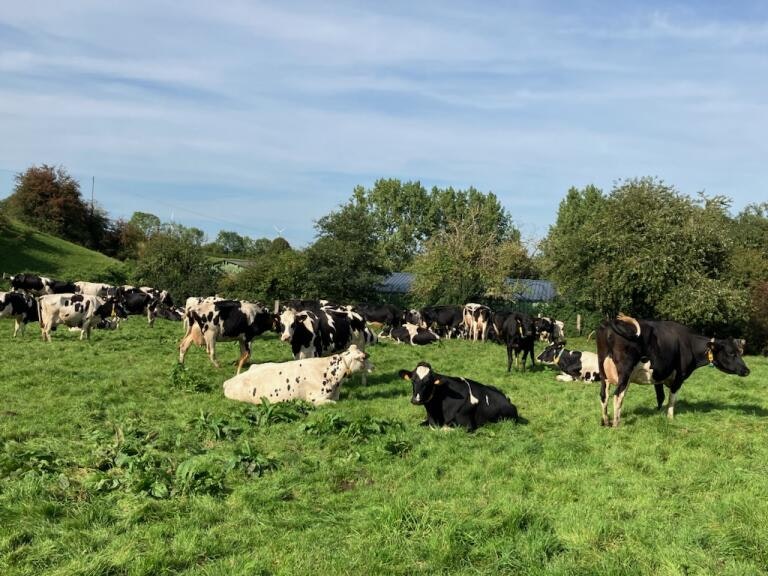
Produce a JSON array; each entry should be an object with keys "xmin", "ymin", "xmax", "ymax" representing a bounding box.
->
[{"xmin": 1, "ymin": 1, "xmax": 766, "ymax": 248}]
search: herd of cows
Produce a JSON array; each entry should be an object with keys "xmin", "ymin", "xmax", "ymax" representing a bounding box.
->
[{"xmin": 0, "ymin": 272, "xmax": 753, "ymax": 429}]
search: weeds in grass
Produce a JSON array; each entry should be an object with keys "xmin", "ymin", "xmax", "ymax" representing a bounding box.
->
[
  {"xmin": 170, "ymin": 362, "xmax": 212, "ymax": 392},
  {"xmin": 302, "ymin": 413, "xmax": 404, "ymax": 441}
]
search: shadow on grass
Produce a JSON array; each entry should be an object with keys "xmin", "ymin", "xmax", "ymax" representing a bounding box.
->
[{"xmin": 632, "ymin": 400, "xmax": 768, "ymax": 418}]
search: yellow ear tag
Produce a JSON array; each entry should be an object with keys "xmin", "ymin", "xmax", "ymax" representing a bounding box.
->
[
  {"xmin": 434, "ymin": 379, "xmax": 442, "ymax": 386},
  {"xmin": 707, "ymin": 350, "xmax": 714, "ymax": 365}
]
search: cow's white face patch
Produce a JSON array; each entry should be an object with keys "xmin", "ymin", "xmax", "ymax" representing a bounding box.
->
[
  {"xmin": 280, "ymin": 310, "xmax": 296, "ymax": 341},
  {"xmin": 415, "ymin": 365, "xmax": 431, "ymax": 380}
]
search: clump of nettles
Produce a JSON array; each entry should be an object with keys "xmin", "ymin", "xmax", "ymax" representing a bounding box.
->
[{"xmin": 170, "ymin": 363, "xmax": 211, "ymax": 392}]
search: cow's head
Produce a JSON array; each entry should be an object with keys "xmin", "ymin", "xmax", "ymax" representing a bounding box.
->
[
  {"xmin": 709, "ymin": 338, "xmax": 750, "ymax": 377},
  {"xmin": 279, "ymin": 309, "xmax": 298, "ymax": 342},
  {"xmin": 515, "ymin": 314, "xmax": 535, "ymax": 338},
  {"xmin": 399, "ymin": 362, "xmax": 440, "ymax": 405},
  {"xmin": 341, "ymin": 345, "xmax": 373, "ymax": 375},
  {"xmin": 537, "ymin": 341, "xmax": 565, "ymax": 364}
]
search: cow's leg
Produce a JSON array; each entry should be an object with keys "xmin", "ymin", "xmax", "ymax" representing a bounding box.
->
[
  {"xmin": 205, "ymin": 332, "xmax": 220, "ymax": 368},
  {"xmin": 235, "ymin": 340, "xmax": 250, "ymax": 374},
  {"xmin": 667, "ymin": 383, "xmax": 682, "ymax": 419},
  {"xmin": 147, "ymin": 308, "xmax": 155, "ymax": 327},
  {"xmin": 612, "ymin": 379, "xmax": 631, "ymax": 427},
  {"xmin": 506, "ymin": 345, "xmax": 514, "ymax": 372},
  {"xmin": 654, "ymin": 384, "xmax": 665, "ymax": 411},
  {"xmin": 179, "ymin": 333, "xmax": 195, "ymax": 363},
  {"xmin": 599, "ymin": 379, "xmax": 611, "ymax": 426},
  {"xmin": 13, "ymin": 318, "xmax": 21, "ymax": 337}
]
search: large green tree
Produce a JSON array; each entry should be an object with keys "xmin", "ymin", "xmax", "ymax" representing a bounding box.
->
[
  {"xmin": 302, "ymin": 200, "xmax": 386, "ymax": 302},
  {"xmin": 132, "ymin": 226, "xmax": 221, "ymax": 302},
  {"xmin": 410, "ymin": 206, "xmax": 532, "ymax": 305},
  {"xmin": 7, "ymin": 164, "xmax": 96, "ymax": 245},
  {"xmin": 541, "ymin": 177, "xmax": 748, "ymax": 334}
]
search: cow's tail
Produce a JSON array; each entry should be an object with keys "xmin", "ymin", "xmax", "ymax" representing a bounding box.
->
[{"xmin": 612, "ymin": 313, "xmax": 641, "ymax": 340}]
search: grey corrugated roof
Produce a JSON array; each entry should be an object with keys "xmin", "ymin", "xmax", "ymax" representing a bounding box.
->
[{"xmin": 377, "ymin": 272, "xmax": 557, "ymax": 302}]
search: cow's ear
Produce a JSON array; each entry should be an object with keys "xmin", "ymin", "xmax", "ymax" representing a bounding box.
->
[
  {"xmin": 398, "ymin": 370, "xmax": 412, "ymax": 381},
  {"xmin": 433, "ymin": 378, "xmax": 443, "ymax": 386}
]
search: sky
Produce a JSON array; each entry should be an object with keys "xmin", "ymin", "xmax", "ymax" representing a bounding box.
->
[{"xmin": 1, "ymin": 1, "xmax": 767, "ymax": 248}]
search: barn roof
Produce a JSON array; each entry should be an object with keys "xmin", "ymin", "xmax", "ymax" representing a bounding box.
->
[{"xmin": 377, "ymin": 272, "xmax": 557, "ymax": 302}]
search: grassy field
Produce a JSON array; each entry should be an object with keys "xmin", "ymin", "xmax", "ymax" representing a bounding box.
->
[
  {"xmin": 0, "ymin": 318, "xmax": 766, "ymax": 575},
  {"xmin": 0, "ymin": 219, "xmax": 128, "ymax": 287}
]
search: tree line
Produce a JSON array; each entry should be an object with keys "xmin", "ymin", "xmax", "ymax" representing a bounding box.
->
[{"xmin": 2, "ymin": 165, "xmax": 767, "ymax": 352}]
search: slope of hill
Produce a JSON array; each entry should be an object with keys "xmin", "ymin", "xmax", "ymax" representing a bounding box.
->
[{"xmin": 0, "ymin": 217, "xmax": 129, "ymax": 286}]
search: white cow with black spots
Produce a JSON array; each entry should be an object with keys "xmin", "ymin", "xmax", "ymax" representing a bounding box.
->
[{"xmin": 222, "ymin": 345, "xmax": 372, "ymax": 405}]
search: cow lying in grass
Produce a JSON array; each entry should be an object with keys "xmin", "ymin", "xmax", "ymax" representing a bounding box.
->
[
  {"xmin": 399, "ymin": 362, "xmax": 519, "ymax": 431},
  {"xmin": 537, "ymin": 341, "xmax": 601, "ymax": 382},
  {"xmin": 223, "ymin": 345, "xmax": 372, "ymax": 406}
]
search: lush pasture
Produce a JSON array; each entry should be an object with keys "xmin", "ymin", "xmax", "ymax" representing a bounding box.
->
[{"xmin": 0, "ymin": 318, "xmax": 766, "ymax": 575}]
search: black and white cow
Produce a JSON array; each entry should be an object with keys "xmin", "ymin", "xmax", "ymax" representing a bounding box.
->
[
  {"xmin": 489, "ymin": 310, "xmax": 514, "ymax": 343},
  {"xmin": 501, "ymin": 312, "xmax": 537, "ymax": 371},
  {"xmin": 597, "ymin": 314, "xmax": 751, "ymax": 427},
  {"xmin": 399, "ymin": 362, "xmax": 519, "ymax": 431},
  {"xmin": 537, "ymin": 342, "xmax": 600, "ymax": 382},
  {"xmin": 117, "ymin": 286, "xmax": 174, "ymax": 326},
  {"xmin": 38, "ymin": 293, "xmax": 127, "ymax": 341},
  {"xmin": 463, "ymin": 303, "xmax": 492, "ymax": 341},
  {"xmin": 0, "ymin": 291, "xmax": 39, "ymax": 336},
  {"xmin": 179, "ymin": 299, "xmax": 275, "ymax": 373},
  {"xmin": 389, "ymin": 323, "xmax": 440, "ymax": 345},
  {"xmin": 420, "ymin": 305, "xmax": 464, "ymax": 338},
  {"xmin": 357, "ymin": 302, "xmax": 403, "ymax": 336},
  {"xmin": 535, "ymin": 316, "xmax": 565, "ymax": 343},
  {"xmin": 9, "ymin": 273, "xmax": 50, "ymax": 295},
  {"xmin": 279, "ymin": 307, "xmax": 376, "ymax": 359}
]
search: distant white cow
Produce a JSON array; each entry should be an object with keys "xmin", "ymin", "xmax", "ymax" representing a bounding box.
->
[
  {"xmin": 74, "ymin": 281, "xmax": 114, "ymax": 298},
  {"xmin": 222, "ymin": 345, "xmax": 372, "ymax": 405}
]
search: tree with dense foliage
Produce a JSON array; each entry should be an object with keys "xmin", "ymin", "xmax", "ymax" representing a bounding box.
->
[
  {"xmin": 220, "ymin": 242, "xmax": 307, "ymax": 303},
  {"xmin": 409, "ymin": 206, "xmax": 532, "ymax": 305},
  {"xmin": 302, "ymin": 199, "xmax": 386, "ymax": 301},
  {"xmin": 129, "ymin": 212, "xmax": 162, "ymax": 239},
  {"xmin": 541, "ymin": 177, "xmax": 749, "ymax": 334},
  {"xmin": 7, "ymin": 164, "xmax": 94, "ymax": 245},
  {"xmin": 132, "ymin": 225, "xmax": 221, "ymax": 302},
  {"xmin": 350, "ymin": 179, "xmax": 515, "ymax": 271}
]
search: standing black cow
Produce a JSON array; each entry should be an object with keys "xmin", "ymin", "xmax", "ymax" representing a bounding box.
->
[
  {"xmin": 0, "ymin": 291, "xmax": 39, "ymax": 336},
  {"xmin": 501, "ymin": 312, "xmax": 537, "ymax": 371},
  {"xmin": 420, "ymin": 305, "xmax": 464, "ymax": 338},
  {"xmin": 399, "ymin": 362, "xmax": 519, "ymax": 431},
  {"xmin": 357, "ymin": 303, "xmax": 403, "ymax": 336},
  {"xmin": 117, "ymin": 287, "xmax": 174, "ymax": 326},
  {"xmin": 597, "ymin": 314, "xmax": 751, "ymax": 427}
]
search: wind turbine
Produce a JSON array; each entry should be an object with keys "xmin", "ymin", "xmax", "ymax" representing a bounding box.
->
[{"xmin": 273, "ymin": 225, "xmax": 285, "ymax": 238}]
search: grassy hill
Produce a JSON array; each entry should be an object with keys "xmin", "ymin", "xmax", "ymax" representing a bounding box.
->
[{"xmin": 0, "ymin": 217, "xmax": 129, "ymax": 287}]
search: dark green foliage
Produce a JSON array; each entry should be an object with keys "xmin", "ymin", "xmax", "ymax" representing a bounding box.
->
[
  {"xmin": 170, "ymin": 363, "xmax": 212, "ymax": 392},
  {"xmin": 238, "ymin": 398, "xmax": 315, "ymax": 426},
  {"xmin": 541, "ymin": 178, "xmax": 751, "ymax": 334},
  {"xmin": 228, "ymin": 442, "xmax": 279, "ymax": 477},
  {"xmin": 220, "ymin": 243, "xmax": 307, "ymax": 302},
  {"xmin": 303, "ymin": 199, "xmax": 387, "ymax": 301},
  {"xmin": 302, "ymin": 413, "xmax": 404, "ymax": 441},
  {"xmin": 132, "ymin": 227, "xmax": 222, "ymax": 302}
]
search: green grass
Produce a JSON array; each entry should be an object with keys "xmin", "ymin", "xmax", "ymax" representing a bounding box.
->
[
  {"xmin": 1, "ymin": 319, "xmax": 767, "ymax": 575},
  {"xmin": 0, "ymin": 218, "xmax": 128, "ymax": 286}
]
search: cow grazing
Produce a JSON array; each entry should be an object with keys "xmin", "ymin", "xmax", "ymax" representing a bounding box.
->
[
  {"xmin": 501, "ymin": 312, "xmax": 537, "ymax": 371},
  {"xmin": 399, "ymin": 362, "xmax": 519, "ymax": 431},
  {"xmin": 535, "ymin": 317, "xmax": 565, "ymax": 343},
  {"xmin": 179, "ymin": 299, "xmax": 275, "ymax": 373},
  {"xmin": 463, "ymin": 303, "xmax": 492, "ymax": 341},
  {"xmin": 38, "ymin": 294, "xmax": 127, "ymax": 341},
  {"xmin": 358, "ymin": 302, "xmax": 403, "ymax": 336},
  {"xmin": 420, "ymin": 305, "xmax": 464, "ymax": 338},
  {"xmin": 597, "ymin": 314, "xmax": 751, "ymax": 427},
  {"xmin": 537, "ymin": 342, "xmax": 600, "ymax": 382},
  {"xmin": 389, "ymin": 323, "xmax": 440, "ymax": 345},
  {"xmin": 0, "ymin": 291, "xmax": 39, "ymax": 336},
  {"xmin": 74, "ymin": 281, "xmax": 114, "ymax": 298},
  {"xmin": 223, "ymin": 345, "xmax": 372, "ymax": 406}
]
